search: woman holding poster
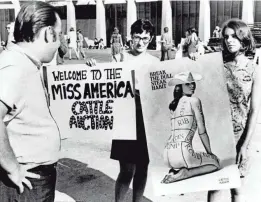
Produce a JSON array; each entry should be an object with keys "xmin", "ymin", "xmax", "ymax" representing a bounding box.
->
[
  {"xmin": 161, "ymin": 72, "xmax": 220, "ymax": 184},
  {"xmin": 207, "ymin": 19, "xmax": 261, "ymax": 202}
]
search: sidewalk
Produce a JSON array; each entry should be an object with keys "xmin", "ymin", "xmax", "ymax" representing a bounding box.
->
[{"xmin": 55, "ymin": 120, "xmax": 261, "ymax": 202}]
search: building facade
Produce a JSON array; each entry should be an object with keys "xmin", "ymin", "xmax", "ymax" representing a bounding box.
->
[{"xmin": 0, "ymin": 0, "xmax": 259, "ymax": 47}]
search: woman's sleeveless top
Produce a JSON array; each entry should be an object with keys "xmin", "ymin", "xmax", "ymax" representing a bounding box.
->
[{"xmin": 224, "ymin": 57, "xmax": 255, "ymax": 144}]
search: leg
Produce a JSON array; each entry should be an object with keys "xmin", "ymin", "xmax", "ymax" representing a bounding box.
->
[
  {"xmin": 76, "ymin": 46, "xmax": 80, "ymax": 59},
  {"xmin": 56, "ymin": 53, "xmax": 60, "ymax": 65},
  {"xmin": 166, "ymin": 49, "xmax": 170, "ymax": 60},
  {"xmin": 162, "ymin": 142, "xmax": 220, "ymax": 183},
  {"xmin": 207, "ymin": 190, "xmax": 225, "ymax": 202},
  {"xmin": 74, "ymin": 48, "xmax": 79, "ymax": 59},
  {"xmin": 160, "ymin": 50, "xmax": 165, "ymax": 61},
  {"xmin": 69, "ymin": 48, "xmax": 72, "ymax": 60},
  {"xmin": 132, "ymin": 163, "xmax": 148, "ymax": 202},
  {"xmin": 115, "ymin": 161, "xmax": 135, "ymax": 202},
  {"xmin": 162, "ymin": 164, "xmax": 218, "ymax": 184},
  {"xmin": 80, "ymin": 46, "xmax": 85, "ymax": 59},
  {"xmin": 231, "ymin": 188, "xmax": 246, "ymax": 202},
  {"xmin": 168, "ymin": 49, "xmax": 172, "ymax": 60},
  {"xmin": 28, "ymin": 165, "xmax": 56, "ymax": 202}
]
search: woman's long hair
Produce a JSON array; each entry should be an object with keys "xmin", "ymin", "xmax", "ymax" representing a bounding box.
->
[
  {"xmin": 221, "ymin": 18, "xmax": 256, "ymax": 62},
  {"xmin": 169, "ymin": 84, "xmax": 183, "ymax": 111}
]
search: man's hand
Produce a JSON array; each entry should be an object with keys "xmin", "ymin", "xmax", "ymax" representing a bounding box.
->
[
  {"xmin": 86, "ymin": 58, "xmax": 97, "ymax": 67},
  {"xmin": 7, "ymin": 164, "xmax": 40, "ymax": 194}
]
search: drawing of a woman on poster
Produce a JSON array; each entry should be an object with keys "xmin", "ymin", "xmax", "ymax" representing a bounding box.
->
[
  {"xmin": 136, "ymin": 53, "xmax": 241, "ymax": 196},
  {"xmin": 162, "ymin": 71, "xmax": 220, "ymax": 184}
]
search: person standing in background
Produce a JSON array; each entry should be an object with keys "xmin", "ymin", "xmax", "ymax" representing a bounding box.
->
[
  {"xmin": 76, "ymin": 29, "xmax": 86, "ymax": 59},
  {"xmin": 99, "ymin": 38, "xmax": 105, "ymax": 49},
  {"xmin": 160, "ymin": 27, "xmax": 173, "ymax": 61},
  {"xmin": 57, "ymin": 32, "xmax": 68, "ymax": 65},
  {"xmin": 2, "ymin": 22, "xmax": 15, "ymax": 49},
  {"xmin": 6, "ymin": 22, "xmax": 15, "ymax": 44},
  {"xmin": 184, "ymin": 28, "xmax": 199, "ymax": 60},
  {"xmin": 213, "ymin": 26, "xmax": 221, "ymax": 38},
  {"xmin": 110, "ymin": 27, "xmax": 123, "ymax": 62},
  {"xmin": 67, "ymin": 27, "xmax": 79, "ymax": 60}
]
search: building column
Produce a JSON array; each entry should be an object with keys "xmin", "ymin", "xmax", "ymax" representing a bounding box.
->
[
  {"xmin": 199, "ymin": 0, "xmax": 210, "ymax": 43},
  {"xmin": 11, "ymin": 0, "xmax": 20, "ymax": 18},
  {"xmin": 127, "ymin": 0, "xmax": 137, "ymax": 39},
  {"xmin": 96, "ymin": 0, "xmax": 107, "ymax": 45},
  {"xmin": 161, "ymin": 0, "xmax": 172, "ymax": 38},
  {"xmin": 67, "ymin": 0, "xmax": 76, "ymax": 33},
  {"xmin": 242, "ymin": 0, "xmax": 254, "ymax": 24}
]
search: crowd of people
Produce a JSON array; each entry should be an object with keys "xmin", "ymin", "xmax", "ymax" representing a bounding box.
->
[
  {"xmin": 0, "ymin": 18, "xmax": 216, "ymax": 65},
  {"xmin": 0, "ymin": 1, "xmax": 261, "ymax": 202}
]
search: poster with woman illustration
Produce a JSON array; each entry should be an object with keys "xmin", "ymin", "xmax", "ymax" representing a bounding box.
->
[{"xmin": 137, "ymin": 52, "xmax": 241, "ymax": 196}]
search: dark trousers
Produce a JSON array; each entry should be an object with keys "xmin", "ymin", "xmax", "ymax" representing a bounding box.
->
[
  {"xmin": 0, "ymin": 163, "xmax": 57, "ymax": 202},
  {"xmin": 160, "ymin": 49, "xmax": 172, "ymax": 61}
]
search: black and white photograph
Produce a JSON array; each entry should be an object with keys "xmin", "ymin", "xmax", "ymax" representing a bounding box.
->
[{"xmin": 1, "ymin": 0, "xmax": 261, "ymax": 202}]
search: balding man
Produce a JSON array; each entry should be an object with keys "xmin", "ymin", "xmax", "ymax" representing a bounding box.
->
[{"xmin": 0, "ymin": 2, "xmax": 62, "ymax": 201}]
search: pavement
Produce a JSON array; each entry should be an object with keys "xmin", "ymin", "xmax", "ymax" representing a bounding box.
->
[{"xmin": 1, "ymin": 47, "xmax": 261, "ymax": 202}]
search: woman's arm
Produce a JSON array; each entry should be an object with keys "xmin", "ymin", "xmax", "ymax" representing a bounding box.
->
[
  {"xmin": 191, "ymin": 97, "xmax": 212, "ymax": 154},
  {"xmin": 120, "ymin": 35, "xmax": 123, "ymax": 47},
  {"xmin": 110, "ymin": 35, "xmax": 113, "ymax": 45},
  {"xmin": 238, "ymin": 66, "xmax": 261, "ymax": 159}
]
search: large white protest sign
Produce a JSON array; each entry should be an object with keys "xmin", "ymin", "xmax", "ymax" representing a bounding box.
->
[
  {"xmin": 46, "ymin": 63, "xmax": 136, "ymax": 141},
  {"xmin": 137, "ymin": 52, "xmax": 241, "ymax": 196}
]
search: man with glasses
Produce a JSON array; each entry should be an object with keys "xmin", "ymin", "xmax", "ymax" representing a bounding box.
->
[
  {"xmin": 110, "ymin": 20, "xmax": 157, "ymax": 63},
  {"xmin": 109, "ymin": 19, "xmax": 159, "ymax": 202},
  {"xmin": 86, "ymin": 19, "xmax": 159, "ymax": 202}
]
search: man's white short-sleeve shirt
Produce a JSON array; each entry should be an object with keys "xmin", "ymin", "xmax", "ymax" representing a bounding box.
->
[{"xmin": 0, "ymin": 43, "xmax": 61, "ymax": 165}]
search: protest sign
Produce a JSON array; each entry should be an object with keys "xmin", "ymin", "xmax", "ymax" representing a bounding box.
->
[
  {"xmin": 46, "ymin": 63, "xmax": 136, "ymax": 141},
  {"xmin": 137, "ymin": 52, "xmax": 241, "ymax": 195}
]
